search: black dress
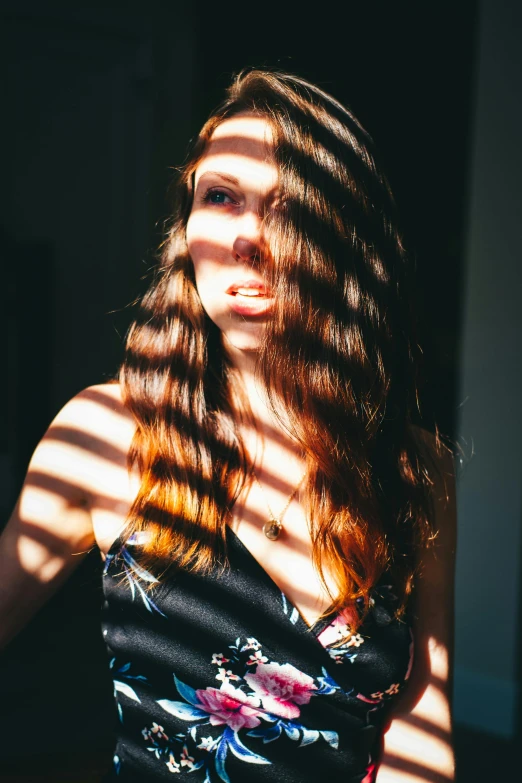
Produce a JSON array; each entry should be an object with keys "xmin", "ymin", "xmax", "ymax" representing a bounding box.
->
[{"xmin": 101, "ymin": 527, "xmax": 414, "ymax": 782}]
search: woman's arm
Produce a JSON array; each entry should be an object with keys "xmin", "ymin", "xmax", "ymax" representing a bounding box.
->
[
  {"xmin": 376, "ymin": 429, "xmax": 457, "ymax": 782},
  {"xmin": 0, "ymin": 384, "xmax": 128, "ymax": 650}
]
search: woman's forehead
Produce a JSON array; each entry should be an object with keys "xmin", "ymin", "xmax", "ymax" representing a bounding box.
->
[
  {"xmin": 211, "ymin": 113, "xmax": 274, "ymax": 145},
  {"xmin": 195, "ymin": 114, "xmax": 278, "ymax": 190}
]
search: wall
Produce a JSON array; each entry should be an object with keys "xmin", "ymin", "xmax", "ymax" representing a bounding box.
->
[{"xmin": 455, "ymin": 0, "xmax": 522, "ymax": 738}]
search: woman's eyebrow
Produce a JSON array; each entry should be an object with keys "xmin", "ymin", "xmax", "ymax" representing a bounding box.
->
[{"xmin": 196, "ymin": 171, "xmax": 240, "ymax": 186}]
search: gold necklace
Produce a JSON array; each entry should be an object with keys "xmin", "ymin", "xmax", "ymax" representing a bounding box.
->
[{"xmin": 252, "ymin": 469, "xmax": 307, "ymax": 541}]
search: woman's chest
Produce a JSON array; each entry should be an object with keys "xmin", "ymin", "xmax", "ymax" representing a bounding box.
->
[{"xmin": 229, "ymin": 488, "xmax": 338, "ymax": 629}]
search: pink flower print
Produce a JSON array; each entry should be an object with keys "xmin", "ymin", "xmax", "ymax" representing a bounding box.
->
[
  {"xmin": 143, "ymin": 722, "xmax": 169, "ymax": 742},
  {"xmin": 197, "ymin": 736, "xmax": 216, "ymax": 751},
  {"xmin": 151, "ymin": 722, "xmax": 167, "ymax": 739},
  {"xmin": 317, "ymin": 605, "xmax": 357, "ymax": 649},
  {"xmin": 385, "ymin": 683, "xmax": 400, "ymax": 696},
  {"xmin": 361, "ymin": 761, "xmax": 377, "ymax": 783},
  {"xmin": 318, "ymin": 622, "xmax": 351, "ymax": 649},
  {"xmin": 195, "ymin": 683, "xmax": 263, "ymax": 731},
  {"xmin": 211, "ymin": 652, "xmax": 230, "ymax": 665},
  {"xmin": 180, "ymin": 745, "xmax": 196, "ymax": 770},
  {"xmin": 346, "ymin": 633, "xmax": 364, "ymax": 648},
  {"xmin": 166, "ymin": 753, "xmax": 180, "ymax": 773},
  {"xmin": 247, "ymin": 649, "xmax": 269, "ymax": 666},
  {"xmin": 357, "ymin": 693, "xmax": 382, "ymax": 705},
  {"xmin": 241, "ymin": 637, "xmax": 261, "ymax": 651},
  {"xmin": 244, "ymin": 662, "xmax": 317, "ymax": 720},
  {"xmin": 215, "ymin": 667, "xmax": 241, "ymax": 683}
]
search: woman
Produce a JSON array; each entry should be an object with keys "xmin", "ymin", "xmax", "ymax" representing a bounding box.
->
[{"xmin": 1, "ymin": 70, "xmax": 456, "ymax": 781}]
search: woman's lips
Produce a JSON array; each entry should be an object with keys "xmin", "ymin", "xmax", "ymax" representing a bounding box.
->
[
  {"xmin": 226, "ymin": 291, "xmax": 274, "ymax": 317},
  {"xmin": 226, "ymin": 279, "xmax": 274, "ymax": 317}
]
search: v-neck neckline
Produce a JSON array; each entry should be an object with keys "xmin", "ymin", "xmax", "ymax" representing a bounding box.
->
[{"xmin": 226, "ymin": 524, "xmax": 337, "ymax": 638}]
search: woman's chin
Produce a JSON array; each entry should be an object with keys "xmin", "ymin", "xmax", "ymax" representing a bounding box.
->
[
  {"xmin": 227, "ymin": 338, "xmax": 261, "ymax": 354},
  {"xmin": 222, "ymin": 330, "xmax": 262, "ymax": 357}
]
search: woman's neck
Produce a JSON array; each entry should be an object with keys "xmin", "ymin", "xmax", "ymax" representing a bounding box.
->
[{"xmin": 226, "ymin": 346, "xmax": 305, "ymax": 474}]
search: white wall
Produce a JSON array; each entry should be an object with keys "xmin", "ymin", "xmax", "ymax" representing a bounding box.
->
[{"xmin": 454, "ymin": 0, "xmax": 522, "ymax": 737}]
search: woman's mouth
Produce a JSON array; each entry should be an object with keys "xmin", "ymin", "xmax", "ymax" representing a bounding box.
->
[{"xmin": 226, "ymin": 279, "xmax": 274, "ymax": 317}]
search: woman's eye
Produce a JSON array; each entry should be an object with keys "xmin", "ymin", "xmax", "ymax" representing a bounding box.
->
[{"xmin": 202, "ymin": 188, "xmax": 236, "ymax": 206}]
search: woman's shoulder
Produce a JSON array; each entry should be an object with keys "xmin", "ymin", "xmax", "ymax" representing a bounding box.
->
[
  {"xmin": 50, "ymin": 381, "xmax": 135, "ymax": 446},
  {"xmin": 34, "ymin": 381, "xmax": 137, "ymax": 503},
  {"xmin": 57, "ymin": 379, "xmax": 129, "ymax": 418},
  {"xmin": 408, "ymin": 422, "xmax": 437, "ymax": 450},
  {"xmin": 404, "ymin": 423, "xmax": 457, "ymax": 585},
  {"xmin": 34, "ymin": 381, "xmax": 139, "ymax": 554},
  {"xmin": 408, "ymin": 423, "xmax": 455, "ymax": 476},
  {"xmin": 0, "ymin": 383, "xmax": 138, "ymax": 645}
]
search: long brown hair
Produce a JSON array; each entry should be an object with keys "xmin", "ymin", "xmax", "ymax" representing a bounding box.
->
[{"xmin": 120, "ymin": 69, "xmax": 450, "ymax": 628}]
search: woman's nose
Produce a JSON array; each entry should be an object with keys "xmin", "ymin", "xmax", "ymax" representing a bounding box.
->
[
  {"xmin": 232, "ymin": 213, "xmax": 262, "ymax": 262},
  {"xmin": 233, "ymin": 236, "xmax": 258, "ymax": 262}
]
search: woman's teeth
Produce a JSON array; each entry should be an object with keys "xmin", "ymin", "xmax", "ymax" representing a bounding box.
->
[{"xmin": 234, "ymin": 288, "xmax": 264, "ymax": 297}]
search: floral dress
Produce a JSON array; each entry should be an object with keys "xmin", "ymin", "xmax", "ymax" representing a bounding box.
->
[{"xmin": 101, "ymin": 528, "xmax": 414, "ymax": 782}]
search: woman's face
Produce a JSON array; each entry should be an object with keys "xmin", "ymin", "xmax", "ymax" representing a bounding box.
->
[{"xmin": 186, "ymin": 113, "xmax": 278, "ymax": 357}]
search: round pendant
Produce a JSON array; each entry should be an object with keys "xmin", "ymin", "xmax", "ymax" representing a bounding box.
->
[{"xmin": 263, "ymin": 518, "xmax": 282, "ymax": 541}]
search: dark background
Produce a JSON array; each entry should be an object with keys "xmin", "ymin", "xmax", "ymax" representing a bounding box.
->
[{"xmin": 1, "ymin": 1, "xmax": 514, "ymax": 781}]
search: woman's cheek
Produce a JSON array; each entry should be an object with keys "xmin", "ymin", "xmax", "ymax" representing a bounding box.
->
[{"xmin": 187, "ymin": 210, "xmax": 232, "ymax": 260}]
